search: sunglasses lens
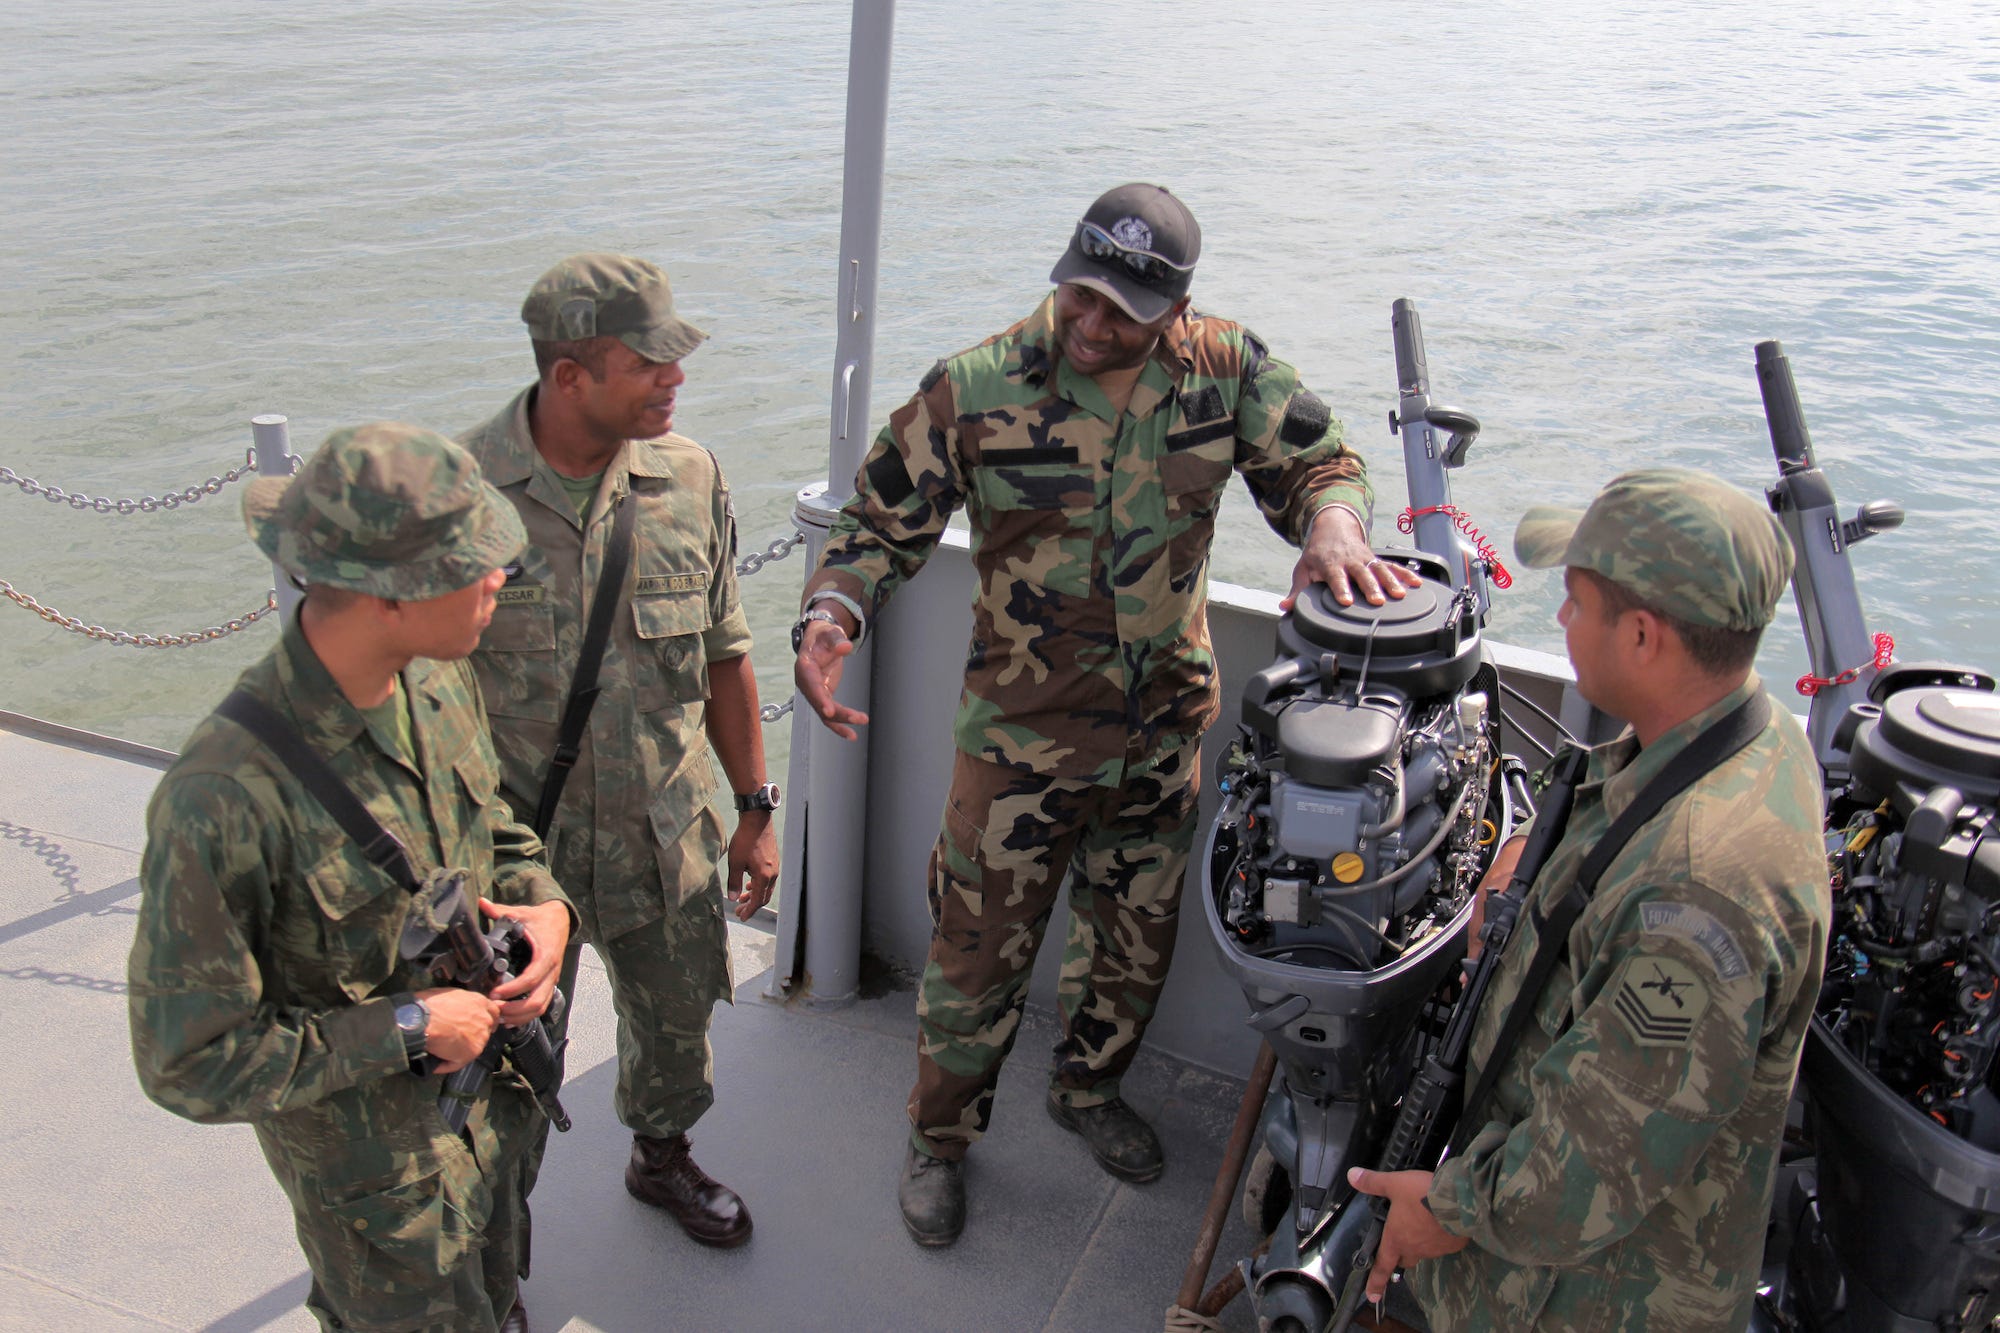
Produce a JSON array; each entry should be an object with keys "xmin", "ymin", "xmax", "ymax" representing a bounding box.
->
[{"xmin": 1077, "ymin": 222, "xmax": 1173, "ymax": 285}]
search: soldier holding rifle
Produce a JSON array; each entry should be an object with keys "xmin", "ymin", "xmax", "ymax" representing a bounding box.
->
[
  {"xmin": 1347, "ymin": 469, "xmax": 1828, "ymax": 1331},
  {"xmin": 130, "ymin": 424, "xmax": 573, "ymax": 1333}
]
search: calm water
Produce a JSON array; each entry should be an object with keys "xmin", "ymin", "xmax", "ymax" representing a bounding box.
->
[{"xmin": 4, "ymin": 0, "xmax": 1999, "ymax": 770}]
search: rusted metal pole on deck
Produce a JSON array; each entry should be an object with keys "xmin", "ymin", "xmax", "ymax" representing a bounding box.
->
[{"xmin": 1171, "ymin": 1042, "xmax": 1279, "ymax": 1324}]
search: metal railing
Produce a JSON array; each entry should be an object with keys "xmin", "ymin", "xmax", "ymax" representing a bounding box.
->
[{"xmin": 4, "ymin": 418, "xmax": 812, "ymax": 723}]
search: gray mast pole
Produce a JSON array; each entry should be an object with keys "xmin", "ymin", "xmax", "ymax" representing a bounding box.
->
[
  {"xmin": 252, "ymin": 414, "xmax": 303, "ymax": 621},
  {"xmin": 777, "ymin": 0, "xmax": 894, "ymax": 1009}
]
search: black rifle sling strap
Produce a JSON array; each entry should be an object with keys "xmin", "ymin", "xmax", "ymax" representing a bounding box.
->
[
  {"xmin": 531, "ymin": 491, "xmax": 638, "ymax": 841},
  {"xmin": 1448, "ymin": 690, "xmax": 1772, "ymax": 1157},
  {"xmin": 215, "ymin": 688, "xmax": 423, "ymax": 894}
]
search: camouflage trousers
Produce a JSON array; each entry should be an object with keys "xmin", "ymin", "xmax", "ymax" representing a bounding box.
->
[
  {"xmin": 909, "ymin": 742, "xmax": 1199, "ymax": 1160},
  {"xmin": 268, "ymin": 1084, "xmax": 537, "ymax": 1333},
  {"xmin": 526, "ymin": 806, "xmax": 732, "ymax": 1214}
]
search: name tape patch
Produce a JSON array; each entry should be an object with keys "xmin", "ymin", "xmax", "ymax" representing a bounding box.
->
[
  {"xmin": 636, "ymin": 572, "xmax": 708, "ymax": 596},
  {"xmin": 1640, "ymin": 902, "xmax": 1748, "ymax": 981},
  {"xmin": 493, "ymin": 586, "xmax": 546, "ymax": 607}
]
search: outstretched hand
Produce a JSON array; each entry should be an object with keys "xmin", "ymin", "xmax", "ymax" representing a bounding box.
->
[
  {"xmin": 1283, "ymin": 505, "xmax": 1424, "ymax": 611},
  {"xmin": 794, "ymin": 618, "xmax": 869, "ymax": 741}
]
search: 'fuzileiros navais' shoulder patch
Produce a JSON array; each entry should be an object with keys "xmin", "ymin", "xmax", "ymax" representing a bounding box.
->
[
  {"xmin": 1609, "ymin": 953, "xmax": 1710, "ymax": 1048},
  {"xmin": 1639, "ymin": 902, "xmax": 1749, "ymax": 981},
  {"xmin": 636, "ymin": 572, "xmax": 708, "ymax": 596}
]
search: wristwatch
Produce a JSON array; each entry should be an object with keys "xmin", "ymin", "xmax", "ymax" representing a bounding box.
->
[
  {"xmin": 734, "ymin": 782, "xmax": 782, "ymax": 813},
  {"xmin": 791, "ymin": 608, "xmax": 841, "ymax": 654},
  {"xmin": 393, "ymin": 995, "xmax": 430, "ymax": 1070}
]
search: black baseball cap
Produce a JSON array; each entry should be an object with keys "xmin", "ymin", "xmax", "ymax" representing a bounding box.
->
[{"xmin": 1048, "ymin": 183, "xmax": 1201, "ymax": 324}]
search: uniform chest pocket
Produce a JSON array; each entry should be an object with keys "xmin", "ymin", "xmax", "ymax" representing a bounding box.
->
[
  {"xmin": 971, "ymin": 450, "xmax": 1093, "ymax": 512},
  {"xmin": 301, "ymin": 852, "xmax": 412, "ymax": 1003},
  {"xmin": 970, "ymin": 453, "xmax": 1097, "ymax": 599},
  {"xmin": 634, "ymin": 591, "xmax": 712, "ymax": 712},
  {"xmin": 1159, "ymin": 443, "xmax": 1233, "ymax": 589},
  {"xmin": 476, "ymin": 602, "xmax": 560, "ymax": 723}
]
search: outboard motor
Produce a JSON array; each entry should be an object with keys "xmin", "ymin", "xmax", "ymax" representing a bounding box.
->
[
  {"xmin": 1204, "ymin": 301, "xmax": 1530, "ymax": 1331},
  {"xmin": 1753, "ymin": 341, "xmax": 2000, "ymax": 1332}
]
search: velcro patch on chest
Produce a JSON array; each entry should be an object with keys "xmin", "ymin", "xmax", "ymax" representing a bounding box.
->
[
  {"xmin": 1609, "ymin": 953, "xmax": 1710, "ymax": 1047},
  {"xmin": 1639, "ymin": 902, "xmax": 1749, "ymax": 981},
  {"xmin": 494, "ymin": 585, "xmax": 546, "ymax": 606},
  {"xmin": 636, "ymin": 572, "xmax": 708, "ymax": 596}
]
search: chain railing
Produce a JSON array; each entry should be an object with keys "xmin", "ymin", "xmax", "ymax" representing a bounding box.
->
[
  {"xmin": 0, "ymin": 449, "xmax": 260, "ymax": 514},
  {"xmin": 3, "ymin": 442, "xmax": 290, "ymax": 648},
  {"xmin": 737, "ymin": 527, "xmax": 808, "ymax": 725},
  {"xmin": 736, "ymin": 530, "xmax": 805, "ymax": 579},
  {"xmin": 0, "ymin": 580, "xmax": 280, "ymax": 648}
]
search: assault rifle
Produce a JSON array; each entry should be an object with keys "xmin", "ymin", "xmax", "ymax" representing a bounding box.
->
[
  {"xmin": 400, "ymin": 869, "xmax": 573, "ymax": 1134},
  {"xmin": 1326, "ymin": 745, "xmax": 1589, "ymax": 1332}
]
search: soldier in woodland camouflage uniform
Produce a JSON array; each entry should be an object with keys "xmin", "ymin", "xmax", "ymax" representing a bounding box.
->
[
  {"xmin": 461, "ymin": 254, "xmax": 776, "ymax": 1249},
  {"xmin": 1348, "ymin": 469, "xmax": 1831, "ymax": 1331},
  {"xmin": 794, "ymin": 183, "xmax": 1417, "ymax": 1246},
  {"xmin": 129, "ymin": 424, "xmax": 574, "ymax": 1333}
]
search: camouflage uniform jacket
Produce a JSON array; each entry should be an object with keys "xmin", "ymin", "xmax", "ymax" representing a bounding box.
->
[
  {"xmin": 802, "ymin": 294, "xmax": 1373, "ymax": 785},
  {"xmin": 462, "ymin": 387, "xmax": 753, "ymax": 944},
  {"xmin": 128, "ymin": 614, "xmax": 571, "ymax": 1257},
  {"xmin": 1414, "ymin": 677, "xmax": 1829, "ymax": 1331}
]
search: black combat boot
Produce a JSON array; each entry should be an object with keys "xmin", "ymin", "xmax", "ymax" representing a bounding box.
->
[
  {"xmin": 1046, "ymin": 1092, "xmax": 1164, "ymax": 1183},
  {"xmin": 625, "ymin": 1133, "xmax": 753, "ymax": 1248},
  {"xmin": 897, "ymin": 1142, "xmax": 966, "ymax": 1246}
]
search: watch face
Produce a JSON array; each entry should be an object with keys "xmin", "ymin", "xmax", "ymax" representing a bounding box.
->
[{"xmin": 395, "ymin": 1002, "xmax": 427, "ymax": 1035}]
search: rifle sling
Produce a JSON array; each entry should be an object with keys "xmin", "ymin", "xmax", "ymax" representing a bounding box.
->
[
  {"xmin": 531, "ymin": 491, "xmax": 638, "ymax": 841},
  {"xmin": 1447, "ymin": 690, "xmax": 1772, "ymax": 1158},
  {"xmin": 215, "ymin": 688, "xmax": 423, "ymax": 894}
]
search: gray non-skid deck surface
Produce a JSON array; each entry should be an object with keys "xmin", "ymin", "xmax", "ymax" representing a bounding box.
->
[{"xmin": 0, "ymin": 721, "xmax": 1261, "ymax": 1332}]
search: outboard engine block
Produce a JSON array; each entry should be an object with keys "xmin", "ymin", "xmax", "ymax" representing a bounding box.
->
[
  {"xmin": 1783, "ymin": 665, "xmax": 2000, "ymax": 1332},
  {"xmin": 1205, "ymin": 549, "xmax": 1520, "ymax": 1327}
]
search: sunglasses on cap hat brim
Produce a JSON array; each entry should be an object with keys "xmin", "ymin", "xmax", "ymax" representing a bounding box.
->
[{"xmin": 1075, "ymin": 220, "xmax": 1194, "ymax": 288}]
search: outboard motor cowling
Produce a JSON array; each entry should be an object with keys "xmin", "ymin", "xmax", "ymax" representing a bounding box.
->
[{"xmin": 1206, "ymin": 551, "xmax": 1522, "ymax": 1316}]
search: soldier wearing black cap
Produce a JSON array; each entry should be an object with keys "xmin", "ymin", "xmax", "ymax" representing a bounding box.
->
[{"xmin": 792, "ymin": 183, "xmax": 1414, "ymax": 1245}]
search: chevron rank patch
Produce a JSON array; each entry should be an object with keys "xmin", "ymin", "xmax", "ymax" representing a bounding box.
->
[{"xmin": 1610, "ymin": 954, "xmax": 1710, "ymax": 1047}]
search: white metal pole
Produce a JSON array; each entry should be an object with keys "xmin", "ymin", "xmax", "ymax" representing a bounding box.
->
[
  {"xmin": 251, "ymin": 415, "xmax": 302, "ymax": 621},
  {"xmin": 787, "ymin": 0, "xmax": 895, "ymax": 1008}
]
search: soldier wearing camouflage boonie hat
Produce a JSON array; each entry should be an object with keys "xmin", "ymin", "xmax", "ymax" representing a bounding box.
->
[
  {"xmin": 520, "ymin": 252, "xmax": 707, "ymax": 364},
  {"xmin": 135, "ymin": 419, "xmax": 571, "ymax": 1331},
  {"xmin": 1513, "ymin": 466, "xmax": 1794, "ymax": 630},
  {"xmin": 243, "ymin": 421, "xmax": 526, "ymax": 600}
]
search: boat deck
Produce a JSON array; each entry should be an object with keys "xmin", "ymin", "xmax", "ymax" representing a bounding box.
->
[{"xmin": 0, "ymin": 714, "xmax": 1261, "ymax": 1333}]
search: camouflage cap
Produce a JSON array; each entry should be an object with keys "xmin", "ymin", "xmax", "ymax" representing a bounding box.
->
[
  {"xmin": 242, "ymin": 422, "xmax": 527, "ymax": 601},
  {"xmin": 520, "ymin": 252, "xmax": 707, "ymax": 364},
  {"xmin": 1514, "ymin": 467, "xmax": 1794, "ymax": 629}
]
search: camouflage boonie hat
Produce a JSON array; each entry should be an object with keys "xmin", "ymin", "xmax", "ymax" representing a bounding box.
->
[
  {"xmin": 520, "ymin": 252, "xmax": 707, "ymax": 364},
  {"xmin": 242, "ymin": 422, "xmax": 527, "ymax": 601},
  {"xmin": 1515, "ymin": 467, "xmax": 1795, "ymax": 630}
]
